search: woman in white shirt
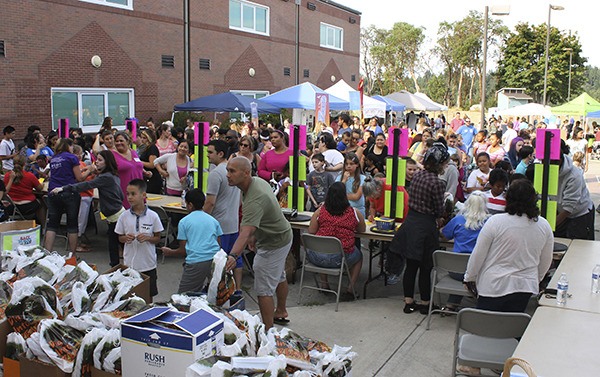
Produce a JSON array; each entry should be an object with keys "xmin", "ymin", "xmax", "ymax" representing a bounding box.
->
[
  {"xmin": 464, "ymin": 179, "xmax": 554, "ymax": 312},
  {"xmin": 153, "ymin": 140, "xmax": 192, "ymax": 196}
]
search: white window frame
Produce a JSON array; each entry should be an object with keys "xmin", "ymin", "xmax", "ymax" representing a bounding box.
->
[
  {"xmin": 79, "ymin": 0, "xmax": 133, "ymax": 11},
  {"xmin": 229, "ymin": 0, "xmax": 270, "ymax": 36},
  {"xmin": 230, "ymin": 90, "xmax": 270, "ymax": 99},
  {"xmin": 51, "ymin": 87, "xmax": 135, "ymax": 134},
  {"xmin": 320, "ymin": 22, "xmax": 344, "ymax": 51}
]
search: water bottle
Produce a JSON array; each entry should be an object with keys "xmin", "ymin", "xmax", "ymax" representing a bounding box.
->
[
  {"xmin": 556, "ymin": 273, "xmax": 568, "ymax": 305},
  {"xmin": 592, "ymin": 264, "xmax": 600, "ymax": 293},
  {"xmin": 181, "ymin": 189, "xmax": 187, "ymax": 208}
]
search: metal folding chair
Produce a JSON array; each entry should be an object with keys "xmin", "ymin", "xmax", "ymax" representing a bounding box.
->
[
  {"xmin": 452, "ymin": 308, "xmax": 531, "ymax": 377},
  {"xmin": 298, "ymin": 233, "xmax": 356, "ymax": 311}
]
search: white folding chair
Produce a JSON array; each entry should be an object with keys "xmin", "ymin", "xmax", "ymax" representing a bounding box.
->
[
  {"xmin": 427, "ymin": 250, "xmax": 472, "ymax": 330},
  {"xmin": 298, "ymin": 233, "xmax": 356, "ymax": 312},
  {"xmin": 452, "ymin": 308, "xmax": 531, "ymax": 377},
  {"xmin": 148, "ymin": 206, "xmax": 176, "ymax": 263}
]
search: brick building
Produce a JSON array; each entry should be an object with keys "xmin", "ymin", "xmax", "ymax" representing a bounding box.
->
[{"xmin": 0, "ymin": 0, "xmax": 361, "ymax": 137}]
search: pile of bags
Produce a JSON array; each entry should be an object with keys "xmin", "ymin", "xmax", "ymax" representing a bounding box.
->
[
  {"xmin": 173, "ymin": 294, "xmax": 356, "ymax": 377},
  {"xmin": 1, "ymin": 245, "xmax": 148, "ymax": 376}
]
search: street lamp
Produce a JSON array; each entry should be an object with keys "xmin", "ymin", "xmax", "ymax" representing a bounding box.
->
[
  {"xmin": 563, "ymin": 47, "xmax": 573, "ymax": 101},
  {"xmin": 542, "ymin": 4, "xmax": 565, "ymax": 106},
  {"xmin": 481, "ymin": 5, "xmax": 510, "ymax": 129}
]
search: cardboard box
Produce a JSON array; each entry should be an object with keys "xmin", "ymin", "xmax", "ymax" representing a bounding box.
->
[
  {"xmin": 3, "ymin": 357, "xmax": 20, "ymax": 377},
  {"xmin": 91, "ymin": 367, "xmax": 118, "ymax": 377},
  {"xmin": 0, "ymin": 320, "xmax": 11, "ymax": 363},
  {"xmin": 18, "ymin": 355, "xmax": 71, "ymax": 377},
  {"xmin": 0, "ymin": 220, "xmax": 40, "ymax": 251},
  {"xmin": 102, "ymin": 264, "xmax": 150, "ymax": 304},
  {"xmin": 121, "ymin": 307, "xmax": 224, "ymax": 377}
]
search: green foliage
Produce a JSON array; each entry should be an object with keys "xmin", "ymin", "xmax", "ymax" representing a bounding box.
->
[
  {"xmin": 497, "ymin": 23, "xmax": 586, "ymax": 105},
  {"xmin": 172, "ymin": 112, "xmax": 206, "ymax": 129},
  {"xmin": 583, "ymin": 66, "xmax": 600, "ymax": 101}
]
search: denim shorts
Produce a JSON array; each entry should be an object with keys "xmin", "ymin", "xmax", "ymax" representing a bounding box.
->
[
  {"xmin": 46, "ymin": 191, "xmax": 81, "ymax": 233},
  {"xmin": 306, "ymin": 246, "xmax": 363, "ymax": 268}
]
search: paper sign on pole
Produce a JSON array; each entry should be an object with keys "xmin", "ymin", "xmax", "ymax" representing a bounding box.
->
[
  {"xmin": 288, "ymin": 125, "xmax": 307, "ymax": 152},
  {"xmin": 385, "ymin": 158, "xmax": 406, "ymax": 187},
  {"xmin": 387, "ymin": 128, "xmax": 409, "ymax": 157},
  {"xmin": 533, "ymin": 164, "xmax": 559, "ymax": 196},
  {"xmin": 287, "ymin": 186, "xmax": 305, "ymax": 211},
  {"xmin": 384, "ymin": 190, "xmax": 404, "ymax": 219},
  {"xmin": 538, "ymin": 200, "xmax": 557, "ymax": 230},
  {"xmin": 536, "ymin": 129, "xmax": 561, "ymax": 160},
  {"xmin": 349, "ymin": 91, "xmax": 361, "ymax": 111}
]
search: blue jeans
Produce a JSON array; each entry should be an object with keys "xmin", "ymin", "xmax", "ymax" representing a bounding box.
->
[
  {"xmin": 306, "ymin": 246, "xmax": 362, "ymax": 268},
  {"xmin": 46, "ymin": 191, "xmax": 80, "ymax": 234}
]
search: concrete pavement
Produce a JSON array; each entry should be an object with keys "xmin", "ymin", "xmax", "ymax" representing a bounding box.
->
[{"xmin": 60, "ymin": 159, "xmax": 600, "ymax": 376}]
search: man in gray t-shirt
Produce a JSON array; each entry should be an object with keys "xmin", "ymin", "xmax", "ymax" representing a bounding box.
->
[{"xmin": 204, "ymin": 140, "xmax": 242, "ymax": 286}]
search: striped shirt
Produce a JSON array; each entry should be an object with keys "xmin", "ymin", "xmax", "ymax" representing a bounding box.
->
[{"xmin": 484, "ymin": 191, "xmax": 506, "ymax": 214}]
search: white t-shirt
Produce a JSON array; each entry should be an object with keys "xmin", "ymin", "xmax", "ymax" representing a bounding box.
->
[
  {"xmin": 115, "ymin": 207, "xmax": 164, "ymax": 272},
  {"xmin": 0, "ymin": 139, "xmax": 15, "ymax": 171},
  {"xmin": 322, "ymin": 149, "xmax": 344, "ymax": 179},
  {"xmin": 464, "ymin": 213, "xmax": 554, "ymax": 297},
  {"xmin": 501, "ymin": 128, "xmax": 517, "ymax": 149},
  {"xmin": 466, "ymin": 169, "xmax": 489, "ymax": 198}
]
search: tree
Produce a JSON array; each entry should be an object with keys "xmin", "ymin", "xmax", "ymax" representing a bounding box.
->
[
  {"xmin": 496, "ymin": 23, "xmax": 586, "ymax": 105},
  {"xmin": 583, "ymin": 66, "xmax": 600, "ymax": 101}
]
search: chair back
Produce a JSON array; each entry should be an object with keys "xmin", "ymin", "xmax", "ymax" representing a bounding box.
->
[
  {"xmin": 457, "ymin": 308, "xmax": 531, "ymax": 339},
  {"xmin": 301, "ymin": 233, "xmax": 344, "ymax": 256},
  {"xmin": 433, "ymin": 250, "xmax": 470, "ymax": 274},
  {"xmin": 148, "ymin": 206, "xmax": 171, "ymax": 243},
  {"xmin": 149, "ymin": 205, "xmax": 169, "ymax": 223}
]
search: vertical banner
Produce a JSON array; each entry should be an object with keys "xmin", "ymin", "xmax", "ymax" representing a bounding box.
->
[
  {"xmin": 358, "ymin": 77, "xmax": 364, "ymax": 121},
  {"xmin": 315, "ymin": 93, "xmax": 330, "ymax": 126},
  {"xmin": 349, "ymin": 91, "xmax": 361, "ymax": 111},
  {"xmin": 385, "ymin": 128, "xmax": 409, "ymax": 220},
  {"xmin": 535, "ymin": 129, "xmax": 561, "ymax": 230},
  {"xmin": 194, "ymin": 122, "xmax": 210, "ymax": 191},
  {"xmin": 250, "ymin": 102, "xmax": 259, "ymax": 130},
  {"xmin": 58, "ymin": 118, "xmax": 69, "ymax": 139},
  {"xmin": 387, "ymin": 127, "xmax": 409, "ymax": 157},
  {"xmin": 289, "ymin": 124, "xmax": 307, "ymax": 211},
  {"xmin": 288, "ymin": 125, "xmax": 307, "ymax": 151},
  {"xmin": 126, "ymin": 119, "xmax": 137, "ymax": 150}
]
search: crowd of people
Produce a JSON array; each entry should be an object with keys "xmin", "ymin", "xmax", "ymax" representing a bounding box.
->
[{"xmin": 0, "ymin": 110, "xmax": 597, "ymax": 329}]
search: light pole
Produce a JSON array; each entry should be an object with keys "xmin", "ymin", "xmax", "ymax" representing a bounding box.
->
[
  {"xmin": 481, "ymin": 5, "xmax": 510, "ymax": 129},
  {"xmin": 564, "ymin": 47, "xmax": 573, "ymax": 101},
  {"xmin": 542, "ymin": 4, "xmax": 565, "ymax": 106}
]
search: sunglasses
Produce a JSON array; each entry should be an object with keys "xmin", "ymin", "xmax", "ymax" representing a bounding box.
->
[{"xmin": 240, "ymin": 143, "xmax": 250, "ymax": 147}]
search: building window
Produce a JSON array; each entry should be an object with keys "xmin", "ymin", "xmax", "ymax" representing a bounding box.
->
[
  {"xmin": 51, "ymin": 88, "xmax": 134, "ymax": 132},
  {"xmin": 351, "ymin": 75, "xmax": 356, "ymax": 82},
  {"xmin": 229, "ymin": 0, "xmax": 269, "ymax": 36},
  {"xmin": 229, "ymin": 90, "xmax": 270, "ymax": 122},
  {"xmin": 303, "ymin": 69, "xmax": 310, "ymax": 78},
  {"xmin": 79, "ymin": 0, "xmax": 133, "ymax": 10},
  {"xmin": 199, "ymin": 58, "xmax": 211, "ymax": 70},
  {"xmin": 283, "ymin": 67, "xmax": 291, "ymax": 76},
  {"xmin": 320, "ymin": 22, "xmax": 343, "ymax": 51},
  {"xmin": 0, "ymin": 40, "xmax": 5, "ymax": 57},
  {"xmin": 162, "ymin": 55, "xmax": 175, "ymax": 68}
]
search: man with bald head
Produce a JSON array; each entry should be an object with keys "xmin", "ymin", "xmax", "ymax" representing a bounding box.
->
[{"xmin": 226, "ymin": 157, "xmax": 293, "ymax": 329}]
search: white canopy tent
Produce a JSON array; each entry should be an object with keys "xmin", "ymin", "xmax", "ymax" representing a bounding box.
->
[
  {"xmin": 385, "ymin": 90, "xmax": 444, "ymax": 111},
  {"xmin": 325, "ymin": 80, "xmax": 387, "ymax": 118},
  {"xmin": 414, "ymin": 92, "xmax": 448, "ymax": 111},
  {"xmin": 496, "ymin": 103, "xmax": 552, "ymax": 117}
]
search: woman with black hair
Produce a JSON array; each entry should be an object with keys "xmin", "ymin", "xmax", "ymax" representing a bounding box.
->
[
  {"xmin": 464, "ymin": 179, "xmax": 553, "ymax": 312},
  {"xmin": 306, "ymin": 181, "xmax": 366, "ymax": 301},
  {"xmin": 389, "ymin": 142, "xmax": 448, "ymax": 313},
  {"xmin": 51, "ymin": 150, "xmax": 125, "ymax": 266}
]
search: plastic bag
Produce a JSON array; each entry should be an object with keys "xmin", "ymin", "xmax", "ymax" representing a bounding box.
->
[
  {"xmin": 218, "ymin": 320, "xmax": 249, "ymax": 357},
  {"xmin": 185, "ymin": 357, "xmax": 219, "ymax": 377},
  {"xmin": 72, "ymin": 327, "xmax": 106, "ymax": 377},
  {"xmin": 102, "ymin": 346, "xmax": 121, "ymax": 374},
  {"xmin": 16, "ymin": 253, "xmax": 65, "ymax": 284},
  {"xmin": 5, "ymin": 332, "xmax": 27, "ymax": 360},
  {"xmin": 69, "ymin": 282, "xmax": 92, "ymax": 316},
  {"xmin": 39, "ymin": 318, "xmax": 86, "ymax": 373},
  {"xmin": 265, "ymin": 354, "xmax": 288, "ymax": 376},
  {"xmin": 272, "ymin": 328, "xmax": 312, "ymax": 370},
  {"xmin": 0, "ymin": 279, "xmax": 13, "ymax": 321},
  {"xmin": 26, "ymin": 331, "xmax": 54, "ymax": 364},
  {"xmin": 6, "ymin": 277, "xmax": 60, "ymax": 338},
  {"xmin": 98, "ymin": 297, "xmax": 147, "ymax": 328},
  {"xmin": 312, "ymin": 345, "xmax": 357, "ymax": 377},
  {"xmin": 64, "ymin": 312, "xmax": 106, "ymax": 332},
  {"xmin": 207, "ymin": 250, "xmax": 235, "ymax": 306},
  {"xmin": 93, "ymin": 328, "xmax": 120, "ymax": 370}
]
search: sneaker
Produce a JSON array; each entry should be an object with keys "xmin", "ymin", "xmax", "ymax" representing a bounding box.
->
[
  {"xmin": 403, "ymin": 302, "xmax": 417, "ymax": 313},
  {"xmin": 386, "ymin": 274, "xmax": 401, "ymax": 285}
]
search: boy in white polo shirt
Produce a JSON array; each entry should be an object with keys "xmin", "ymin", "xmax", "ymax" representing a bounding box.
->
[{"xmin": 115, "ymin": 179, "xmax": 163, "ymax": 299}]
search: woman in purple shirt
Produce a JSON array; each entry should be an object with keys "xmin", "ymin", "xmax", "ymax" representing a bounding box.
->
[
  {"xmin": 45, "ymin": 138, "xmax": 91, "ymax": 252},
  {"xmin": 112, "ymin": 132, "xmax": 145, "ymax": 209}
]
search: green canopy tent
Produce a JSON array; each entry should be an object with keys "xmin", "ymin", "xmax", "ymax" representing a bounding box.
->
[{"xmin": 551, "ymin": 92, "xmax": 600, "ymax": 116}]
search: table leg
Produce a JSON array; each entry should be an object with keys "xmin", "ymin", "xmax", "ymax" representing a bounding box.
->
[{"xmin": 363, "ymin": 240, "xmax": 387, "ymax": 299}]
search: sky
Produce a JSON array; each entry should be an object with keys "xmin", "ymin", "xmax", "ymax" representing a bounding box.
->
[{"xmin": 340, "ymin": 0, "xmax": 600, "ymax": 70}]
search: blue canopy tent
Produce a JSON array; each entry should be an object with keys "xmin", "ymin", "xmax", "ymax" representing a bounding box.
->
[
  {"xmin": 371, "ymin": 95, "xmax": 406, "ymax": 112},
  {"xmin": 587, "ymin": 110, "xmax": 600, "ymax": 118},
  {"xmin": 260, "ymin": 82, "xmax": 349, "ymax": 110},
  {"xmin": 173, "ymin": 92, "xmax": 280, "ymax": 113}
]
